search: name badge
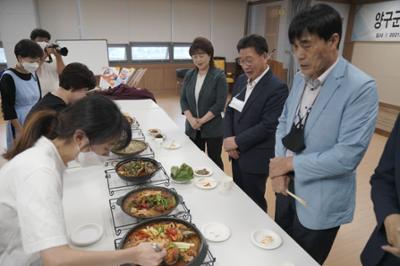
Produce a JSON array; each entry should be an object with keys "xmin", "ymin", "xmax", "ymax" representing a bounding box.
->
[{"xmin": 229, "ymin": 97, "xmax": 245, "ymax": 112}]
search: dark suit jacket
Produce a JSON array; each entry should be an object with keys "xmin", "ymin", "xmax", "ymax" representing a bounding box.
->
[
  {"xmin": 224, "ymin": 70, "xmax": 288, "ymax": 174},
  {"xmin": 180, "ymin": 67, "xmax": 228, "ymax": 139},
  {"xmin": 361, "ymin": 114, "xmax": 400, "ymax": 265}
]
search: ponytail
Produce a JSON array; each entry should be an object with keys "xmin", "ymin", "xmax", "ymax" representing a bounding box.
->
[
  {"xmin": 3, "ymin": 109, "xmax": 58, "ymax": 160},
  {"xmin": 3, "ymin": 95, "xmax": 131, "ymax": 160}
]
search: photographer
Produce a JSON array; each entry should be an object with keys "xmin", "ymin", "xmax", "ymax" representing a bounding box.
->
[{"xmin": 30, "ymin": 28, "xmax": 66, "ymax": 95}]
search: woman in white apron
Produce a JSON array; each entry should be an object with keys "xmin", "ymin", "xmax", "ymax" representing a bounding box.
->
[{"xmin": 0, "ymin": 39, "xmax": 43, "ymax": 149}]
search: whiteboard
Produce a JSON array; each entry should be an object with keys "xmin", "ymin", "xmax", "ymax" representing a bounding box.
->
[{"xmin": 55, "ymin": 39, "xmax": 109, "ymax": 75}]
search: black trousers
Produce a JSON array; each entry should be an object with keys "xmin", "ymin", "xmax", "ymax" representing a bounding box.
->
[
  {"xmin": 232, "ymin": 159, "xmax": 267, "ymax": 212},
  {"xmin": 378, "ymin": 253, "xmax": 400, "ymax": 265},
  {"xmin": 191, "ymin": 131, "xmax": 224, "ymax": 170},
  {"xmin": 275, "ymin": 182, "xmax": 339, "ymax": 265}
]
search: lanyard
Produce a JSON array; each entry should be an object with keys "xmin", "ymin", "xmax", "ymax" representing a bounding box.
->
[
  {"xmin": 233, "ymin": 86, "xmax": 247, "ymax": 99},
  {"xmin": 294, "ymin": 84, "xmax": 320, "ymax": 128}
]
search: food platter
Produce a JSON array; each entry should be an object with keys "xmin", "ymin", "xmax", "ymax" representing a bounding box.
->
[
  {"xmin": 115, "ymin": 157, "xmax": 160, "ymax": 183},
  {"xmin": 119, "ymin": 217, "xmax": 208, "ymax": 266},
  {"xmin": 170, "ymin": 163, "xmax": 194, "ymax": 184},
  {"xmin": 111, "ymin": 139, "xmax": 148, "ymax": 157},
  {"xmin": 116, "ymin": 186, "xmax": 181, "ymax": 219}
]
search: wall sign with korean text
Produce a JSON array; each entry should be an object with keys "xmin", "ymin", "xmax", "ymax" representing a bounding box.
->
[{"xmin": 352, "ymin": 0, "xmax": 400, "ymax": 42}]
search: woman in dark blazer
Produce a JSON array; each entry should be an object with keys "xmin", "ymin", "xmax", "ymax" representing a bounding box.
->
[{"xmin": 180, "ymin": 37, "xmax": 228, "ymax": 169}]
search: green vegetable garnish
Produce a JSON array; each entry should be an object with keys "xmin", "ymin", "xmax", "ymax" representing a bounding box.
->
[{"xmin": 170, "ymin": 163, "xmax": 194, "ymax": 181}]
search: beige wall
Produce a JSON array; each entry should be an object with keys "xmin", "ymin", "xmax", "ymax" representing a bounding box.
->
[
  {"xmin": 351, "ymin": 42, "xmax": 400, "ymax": 106},
  {"xmin": 36, "ymin": 0, "xmax": 247, "ymax": 62}
]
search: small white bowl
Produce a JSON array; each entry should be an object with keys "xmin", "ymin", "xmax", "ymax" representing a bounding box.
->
[
  {"xmin": 70, "ymin": 223, "xmax": 103, "ymax": 247},
  {"xmin": 250, "ymin": 229, "xmax": 282, "ymax": 250},
  {"xmin": 193, "ymin": 167, "xmax": 213, "ymax": 177},
  {"xmin": 163, "ymin": 141, "xmax": 181, "ymax": 150},
  {"xmin": 195, "ymin": 177, "xmax": 218, "ymax": 190},
  {"xmin": 148, "ymin": 128, "xmax": 161, "ymax": 136},
  {"xmin": 201, "ymin": 222, "xmax": 231, "ymax": 242}
]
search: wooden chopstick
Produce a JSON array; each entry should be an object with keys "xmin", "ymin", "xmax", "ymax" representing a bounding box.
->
[{"xmin": 286, "ymin": 189, "xmax": 308, "ymax": 207}]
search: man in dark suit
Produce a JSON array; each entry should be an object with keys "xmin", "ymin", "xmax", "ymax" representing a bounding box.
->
[
  {"xmin": 223, "ymin": 34, "xmax": 288, "ymax": 211},
  {"xmin": 361, "ymin": 114, "xmax": 400, "ymax": 266}
]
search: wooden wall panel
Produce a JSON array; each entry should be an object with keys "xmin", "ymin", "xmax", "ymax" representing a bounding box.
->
[
  {"xmin": 376, "ymin": 103, "xmax": 400, "ymax": 136},
  {"xmin": 114, "ymin": 61, "xmax": 287, "ymax": 94},
  {"xmin": 118, "ymin": 63, "xmax": 194, "ymax": 93}
]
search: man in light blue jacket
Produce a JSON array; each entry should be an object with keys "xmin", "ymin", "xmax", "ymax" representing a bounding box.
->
[{"xmin": 265, "ymin": 4, "xmax": 378, "ymax": 264}]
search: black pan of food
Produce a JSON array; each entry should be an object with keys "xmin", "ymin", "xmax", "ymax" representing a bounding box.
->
[
  {"xmin": 116, "ymin": 186, "xmax": 181, "ymax": 219},
  {"xmin": 111, "ymin": 139, "xmax": 148, "ymax": 157},
  {"xmin": 115, "ymin": 157, "xmax": 161, "ymax": 184},
  {"xmin": 119, "ymin": 217, "xmax": 208, "ymax": 266}
]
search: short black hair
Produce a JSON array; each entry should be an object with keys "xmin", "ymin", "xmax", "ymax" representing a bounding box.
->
[
  {"xmin": 289, "ymin": 4, "xmax": 342, "ymax": 49},
  {"xmin": 236, "ymin": 34, "xmax": 268, "ymax": 55},
  {"xmin": 59, "ymin": 63, "xmax": 96, "ymax": 91},
  {"xmin": 189, "ymin": 37, "xmax": 215, "ymax": 68},
  {"xmin": 14, "ymin": 39, "xmax": 44, "ymax": 59},
  {"xmin": 30, "ymin": 28, "xmax": 51, "ymax": 41}
]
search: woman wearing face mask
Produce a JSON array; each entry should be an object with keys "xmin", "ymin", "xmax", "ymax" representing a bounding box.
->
[
  {"xmin": 180, "ymin": 37, "xmax": 228, "ymax": 170},
  {"xmin": 0, "ymin": 94, "xmax": 166, "ymax": 266},
  {"xmin": 0, "ymin": 39, "xmax": 43, "ymax": 149}
]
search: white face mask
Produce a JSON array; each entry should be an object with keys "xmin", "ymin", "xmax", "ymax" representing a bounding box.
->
[
  {"xmin": 75, "ymin": 142, "xmax": 110, "ymax": 167},
  {"xmin": 21, "ymin": 62, "xmax": 39, "ymax": 74}
]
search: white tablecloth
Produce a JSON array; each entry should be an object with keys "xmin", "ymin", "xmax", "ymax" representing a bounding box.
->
[{"xmin": 63, "ymin": 99, "xmax": 319, "ymax": 266}]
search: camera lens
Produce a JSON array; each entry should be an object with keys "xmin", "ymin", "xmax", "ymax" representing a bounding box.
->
[{"xmin": 58, "ymin": 47, "xmax": 68, "ymax": 56}]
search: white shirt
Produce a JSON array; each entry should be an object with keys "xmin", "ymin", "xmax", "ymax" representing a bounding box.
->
[
  {"xmin": 244, "ymin": 67, "xmax": 269, "ymax": 103},
  {"xmin": 194, "ymin": 73, "xmax": 206, "ymax": 116},
  {"xmin": 294, "ymin": 57, "xmax": 340, "ymax": 126},
  {"xmin": 37, "ymin": 55, "xmax": 60, "ymax": 96},
  {"xmin": 287, "ymin": 57, "xmax": 340, "ymax": 156},
  {"xmin": 0, "ymin": 137, "xmax": 67, "ymax": 266}
]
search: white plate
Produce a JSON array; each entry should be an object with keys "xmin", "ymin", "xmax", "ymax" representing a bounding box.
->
[
  {"xmin": 195, "ymin": 177, "xmax": 218, "ymax": 190},
  {"xmin": 70, "ymin": 223, "xmax": 104, "ymax": 247},
  {"xmin": 171, "ymin": 177, "xmax": 193, "ymax": 184},
  {"xmin": 193, "ymin": 167, "xmax": 213, "ymax": 177},
  {"xmin": 201, "ymin": 222, "xmax": 231, "ymax": 242},
  {"xmin": 163, "ymin": 141, "xmax": 181, "ymax": 150},
  {"xmin": 250, "ymin": 229, "xmax": 282, "ymax": 250}
]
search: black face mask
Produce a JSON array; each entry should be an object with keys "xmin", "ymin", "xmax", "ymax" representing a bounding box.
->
[
  {"xmin": 283, "ymin": 80, "xmax": 320, "ymax": 153},
  {"xmin": 282, "ymin": 121, "xmax": 306, "ymax": 153}
]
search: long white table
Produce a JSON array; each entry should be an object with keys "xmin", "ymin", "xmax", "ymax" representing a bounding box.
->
[{"xmin": 63, "ymin": 99, "xmax": 319, "ymax": 266}]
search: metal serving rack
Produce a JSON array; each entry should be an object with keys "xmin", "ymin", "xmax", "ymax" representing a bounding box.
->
[
  {"xmin": 113, "ymin": 238, "xmax": 216, "ymax": 266},
  {"xmin": 131, "ymin": 127, "xmax": 145, "ymax": 141},
  {"xmin": 131, "ymin": 120, "xmax": 140, "ymax": 130},
  {"xmin": 108, "ymin": 188, "xmax": 191, "ymax": 236},
  {"xmin": 105, "ymin": 119, "xmax": 216, "ymax": 265},
  {"xmin": 104, "ymin": 163, "xmax": 170, "ymax": 196}
]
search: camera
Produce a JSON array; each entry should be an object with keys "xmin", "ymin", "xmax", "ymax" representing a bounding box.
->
[{"xmin": 46, "ymin": 43, "xmax": 68, "ymax": 56}]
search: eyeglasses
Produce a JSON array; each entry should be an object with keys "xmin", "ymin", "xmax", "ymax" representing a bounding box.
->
[{"xmin": 238, "ymin": 59, "xmax": 254, "ymax": 66}]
